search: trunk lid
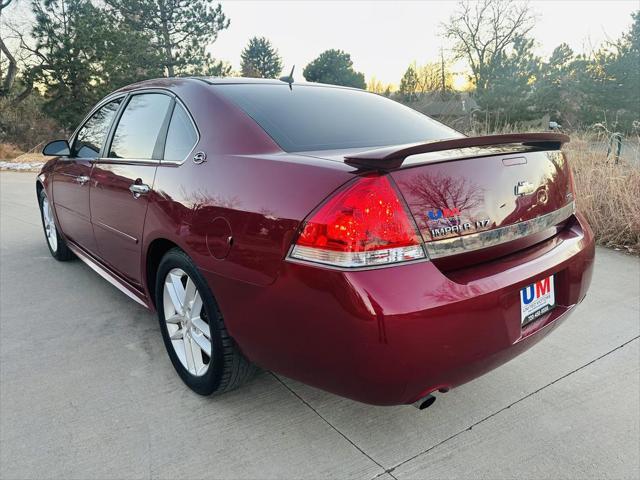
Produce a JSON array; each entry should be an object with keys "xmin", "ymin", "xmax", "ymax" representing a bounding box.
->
[
  {"xmin": 298, "ymin": 133, "xmax": 575, "ymax": 269},
  {"xmin": 390, "ymin": 148, "xmax": 574, "ymax": 267}
]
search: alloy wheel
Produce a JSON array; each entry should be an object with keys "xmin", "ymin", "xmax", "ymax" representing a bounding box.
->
[
  {"xmin": 42, "ymin": 196, "xmax": 58, "ymax": 253},
  {"xmin": 162, "ymin": 268, "xmax": 212, "ymax": 376}
]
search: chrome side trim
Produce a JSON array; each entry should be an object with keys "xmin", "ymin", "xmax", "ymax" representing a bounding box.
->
[
  {"xmin": 424, "ymin": 201, "xmax": 575, "ymax": 259},
  {"xmin": 55, "ymin": 202, "xmax": 91, "ymax": 222},
  {"xmin": 66, "ymin": 241, "xmax": 150, "ymax": 308},
  {"xmin": 93, "ymin": 220, "xmax": 138, "ymax": 243},
  {"xmin": 93, "ymin": 158, "xmax": 159, "ymax": 166}
]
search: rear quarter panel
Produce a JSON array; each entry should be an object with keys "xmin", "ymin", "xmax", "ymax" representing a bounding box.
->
[
  {"xmin": 143, "ymin": 80, "xmax": 356, "ymax": 293},
  {"xmin": 147, "ymin": 153, "xmax": 355, "ymax": 286}
]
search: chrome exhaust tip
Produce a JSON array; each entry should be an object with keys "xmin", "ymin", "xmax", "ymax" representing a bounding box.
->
[{"xmin": 412, "ymin": 393, "xmax": 436, "ymax": 410}]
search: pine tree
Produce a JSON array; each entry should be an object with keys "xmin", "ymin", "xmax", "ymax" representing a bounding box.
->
[
  {"xmin": 477, "ymin": 37, "xmax": 541, "ymax": 125},
  {"xmin": 106, "ymin": 0, "xmax": 230, "ymax": 77},
  {"xmin": 25, "ymin": 0, "xmax": 163, "ymax": 128},
  {"xmin": 398, "ymin": 64, "xmax": 419, "ymax": 102},
  {"xmin": 240, "ymin": 37, "xmax": 283, "ymax": 79},
  {"xmin": 303, "ymin": 49, "xmax": 365, "ymax": 89},
  {"xmin": 534, "ymin": 43, "xmax": 582, "ymax": 126},
  {"xmin": 581, "ymin": 11, "xmax": 640, "ymax": 130}
]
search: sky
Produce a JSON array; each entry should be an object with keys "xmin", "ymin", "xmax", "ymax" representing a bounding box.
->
[
  {"xmin": 211, "ymin": 0, "xmax": 638, "ymax": 85},
  {"xmin": 4, "ymin": 0, "xmax": 638, "ymax": 87}
]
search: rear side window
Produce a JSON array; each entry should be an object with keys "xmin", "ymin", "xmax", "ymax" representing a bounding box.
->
[
  {"xmin": 163, "ymin": 103, "xmax": 198, "ymax": 161},
  {"xmin": 216, "ymin": 84, "xmax": 462, "ymax": 152},
  {"xmin": 108, "ymin": 93, "xmax": 172, "ymax": 159},
  {"xmin": 72, "ymin": 98, "xmax": 122, "ymax": 158}
]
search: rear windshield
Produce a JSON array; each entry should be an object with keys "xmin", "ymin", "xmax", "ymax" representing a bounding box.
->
[{"xmin": 215, "ymin": 84, "xmax": 462, "ymax": 152}]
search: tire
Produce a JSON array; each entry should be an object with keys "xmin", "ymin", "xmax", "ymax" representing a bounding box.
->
[
  {"xmin": 156, "ymin": 248, "xmax": 256, "ymax": 395},
  {"xmin": 38, "ymin": 188, "xmax": 74, "ymax": 261}
]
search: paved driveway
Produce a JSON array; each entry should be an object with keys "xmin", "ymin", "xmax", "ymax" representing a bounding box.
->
[{"xmin": 1, "ymin": 171, "xmax": 638, "ymax": 480}]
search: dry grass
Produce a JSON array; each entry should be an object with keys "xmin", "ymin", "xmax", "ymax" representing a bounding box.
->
[
  {"xmin": 0, "ymin": 143, "xmax": 25, "ymax": 160},
  {"xmin": 462, "ymin": 119, "xmax": 640, "ymax": 253},
  {"xmin": 566, "ymin": 135, "xmax": 640, "ymax": 254},
  {"xmin": 0, "ymin": 142, "xmax": 52, "ymax": 171}
]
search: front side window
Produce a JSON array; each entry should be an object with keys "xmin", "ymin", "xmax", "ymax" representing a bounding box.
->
[
  {"xmin": 163, "ymin": 103, "xmax": 198, "ymax": 162},
  {"xmin": 72, "ymin": 98, "xmax": 122, "ymax": 158},
  {"xmin": 108, "ymin": 93, "xmax": 172, "ymax": 159}
]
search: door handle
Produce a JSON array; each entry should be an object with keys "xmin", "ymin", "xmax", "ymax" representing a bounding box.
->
[
  {"xmin": 129, "ymin": 183, "xmax": 150, "ymax": 197},
  {"xmin": 75, "ymin": 175, "xmax": 90, "ymax": 185}
]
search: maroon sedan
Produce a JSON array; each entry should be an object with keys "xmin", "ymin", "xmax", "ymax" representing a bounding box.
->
[{"xmin": 37, "ymin": 78, "xmax": 594, "ymax": 408}]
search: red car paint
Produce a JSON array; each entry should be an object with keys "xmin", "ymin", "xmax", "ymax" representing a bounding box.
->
[{"xmin": 38, "ymin": 78, "xmax": 594, "ymax": 405}]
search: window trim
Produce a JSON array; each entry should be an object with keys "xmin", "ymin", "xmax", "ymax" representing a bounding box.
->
[
  {"xmin": 159, "ymin": 98, "xmax": 201, "ymax": 166},
  {"xmin": 68, "ymin": 87, "xmax": 200, "ymax": 166},
  {"xmin": 68, "ymin": 94, "xmax": 127, "ymax": 161},
  {"xmin": 153, "ymin": 99, "xmax": 176, "ymax": 160},
  {"xmin": 101, "ymin": 89, "xmax": 175, "ymax": 163}
]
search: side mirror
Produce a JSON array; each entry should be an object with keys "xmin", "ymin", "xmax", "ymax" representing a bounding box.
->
[{"xmin": 43, "ymin": 140, "xmax": 71, "ymax": 157}]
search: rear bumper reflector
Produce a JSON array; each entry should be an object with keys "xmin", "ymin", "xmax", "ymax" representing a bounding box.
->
[{"xmin": 424, "ymin": 201, "xmax": 575, "ymax": 259}]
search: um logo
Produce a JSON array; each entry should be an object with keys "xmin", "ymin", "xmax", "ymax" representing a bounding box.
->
[
  {"xmin": 427, "ymin": 208, "xmax": 460, "ymax": 220},
  {"xmin": 522, "ymin": 277, "xmax": 551, "ymax": 304}
]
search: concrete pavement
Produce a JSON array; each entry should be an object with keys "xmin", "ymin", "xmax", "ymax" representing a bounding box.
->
[{"xmin": 1, "ymin": 171, "xmax": 638, "ymax": 480}]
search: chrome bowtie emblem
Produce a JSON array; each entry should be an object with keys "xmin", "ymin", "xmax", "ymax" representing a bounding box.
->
[
  {"xmin": 193, "ymin": 151, "xmax": 207, "ymax": 164},
  {"xmin": 514, "ymin": 181, "xmax": 535, "ymax": 196},
  {"xmin": 537, "ymin": 188, "xmax": 549, "ymax": 205}
]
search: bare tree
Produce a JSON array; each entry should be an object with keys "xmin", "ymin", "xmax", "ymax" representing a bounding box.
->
[
  {"xmin": 367, "ymin": 76, "xmax": 393, "ymax": 97},
  {"xmin": 0, "ymin": 0, "xmax": 17, "ymax": 96},
  {"xmin": 367, "ymin": 76, "xmax": 386, "ymax": 94},
  {"xmin": 417, "ymin": 62, "xmax": 451, "ymax": 93},
  {"xmin": 442, "ymin": 0, "xmax": 535, "ymax": 94},
  {"xmin": 400, "ymin": 172, "xmax": 484, "ymax": 224}
]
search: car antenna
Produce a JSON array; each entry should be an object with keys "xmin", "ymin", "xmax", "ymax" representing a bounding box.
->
[{"xmin": 279, "ymin": 65, "xmax": 295, "ymax": 90}]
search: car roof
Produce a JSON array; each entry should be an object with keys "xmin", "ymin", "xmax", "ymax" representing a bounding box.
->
[
  {"xmin": 200, "ymin": 76, "xmax": 291, "ymax": 85},
  {"xmin": 115, "ymin": 76, "xmax": 363, "ymax": 93},
  {"xmin": 199, "ymin": 76, "xmax": 355, "ymax": 88}
]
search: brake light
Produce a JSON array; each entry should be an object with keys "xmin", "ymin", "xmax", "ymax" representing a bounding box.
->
[{"xmin": 288, "ymin": 174, "xmax": 426, "ymax": 268}]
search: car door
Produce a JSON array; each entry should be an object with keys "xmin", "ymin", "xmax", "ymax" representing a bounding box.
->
[
  {"xmin": 90, "ymin": 92, "xmax": 173, "ymax": 285},
  {"xmin": 52, "ymin": 98, "xmax": 123, "ymax": 253}
]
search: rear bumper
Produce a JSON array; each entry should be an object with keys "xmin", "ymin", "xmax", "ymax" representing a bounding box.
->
[{"xmin": 204, "ymin": 213, "xmax": 595, "ymax": 406}]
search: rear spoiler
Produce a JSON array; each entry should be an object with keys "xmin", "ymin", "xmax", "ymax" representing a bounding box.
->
[{"xmin": 344, "ymin": 133, "xmax": 570, "ymax": 170}]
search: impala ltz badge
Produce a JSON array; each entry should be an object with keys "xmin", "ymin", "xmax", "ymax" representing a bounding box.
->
[{"xmin": 426, "ymin": 207, "xmax": 491, "ymax": 239}]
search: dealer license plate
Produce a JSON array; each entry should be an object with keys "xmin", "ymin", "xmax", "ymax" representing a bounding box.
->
[{"xmin": 520, "ymin": 275, "xmax": 555, "ymax": 326}]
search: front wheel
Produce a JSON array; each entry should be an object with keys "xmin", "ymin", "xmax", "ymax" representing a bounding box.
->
[
  {"xmin": 38, "ymin": 188, "xmax": 74, "ymax": 261},
  {"xmin": 156, "ymin": 248, "xmax": 256, "ymax": 395}
]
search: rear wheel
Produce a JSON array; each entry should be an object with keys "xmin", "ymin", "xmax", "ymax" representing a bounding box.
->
[
  {"xmin": 156, "ymin": 248, "xmax": 256, "ymax": 395},
  {"xmin": 38, "ymin": 189, "xmax": 74, "ymax": 261}
]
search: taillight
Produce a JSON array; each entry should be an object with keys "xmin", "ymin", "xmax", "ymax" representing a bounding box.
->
[{"xmin": 288, "ymin": 174, "xmax": 426, "ymax": 268}]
